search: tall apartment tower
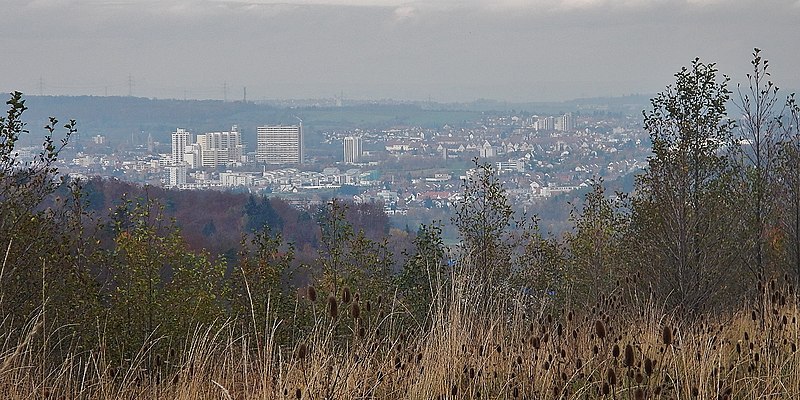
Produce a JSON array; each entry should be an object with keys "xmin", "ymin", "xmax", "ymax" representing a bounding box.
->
[
  {"xmin": 256, "ymin": 124, "xmax": 303, "ymax": 164},
  {"xmin": 195, "ymin": 126, "xmax": 244, "ymax": 168},
  {"xmin": 536, "ymin": 116, "xmax": 555, "ymax": 131},
  {"xmin": 224, "ymin": 125, "xmax": 244, "ymax": 162},
  {"xmin": 171, "ymin": 128, "xmax": 193, "ymax": 166},
  {"xmin": 555, "ymin": 113, "xmax": 574, "ymax": 132},
  {"xmin": 168, "ymin": 165, "xmax": 187, "ymax": 187},
  {"xmin": 343, "ymin": 136, "xmax": 362, "ymax": 164}
]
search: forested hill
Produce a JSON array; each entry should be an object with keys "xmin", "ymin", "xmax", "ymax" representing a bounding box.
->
[
  {"xmin": 16, "ymin": 95, "xmax": 483, "ymax": 149},
  {"xmin": 19, "ymin": 96, "xmax": 286, "ymax": 147},
  {"xmin": 71, "ymin": 177, "xmax": 405, "ymax": 267}
]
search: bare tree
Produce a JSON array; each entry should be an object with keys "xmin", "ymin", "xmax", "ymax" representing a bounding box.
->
[{"xmin": 733, "ymin": 48, "xmax": 783, "ymax": 278}]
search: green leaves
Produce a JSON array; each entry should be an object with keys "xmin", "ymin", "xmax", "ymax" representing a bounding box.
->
[
  {"xmin": 564, "ymin": 180, "xmax": 630, "ymax": 304},
  {"xmin": 105, "ymin": 197, "xmax": 226, "ymax": 352},
  {"xmin": 453, "ymin": 159, "xmax": 514, "ymax": 286},
  {"xmin": 398, "ymin": 222, "xmax": 448, "ymax": 323},
  {"xmin": 633, "ymin": 58, "xmax": 745, "ymax": 311}
]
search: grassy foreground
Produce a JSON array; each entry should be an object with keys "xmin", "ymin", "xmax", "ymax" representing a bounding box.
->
[{"xmin": 1, "ymin": 278, "xmax": 799, "ymax": 400}]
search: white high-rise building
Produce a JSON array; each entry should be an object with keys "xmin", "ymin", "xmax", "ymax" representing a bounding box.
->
[
  {"xmin": 555, "ymin": 113, "xmax": 574, "ymax": 132},
  {"xmin": 224, "ymin": 125, "xmax": 244, "ymax": 162},
  {"xmin": 168, "ymin": 165, "xmax": 187, "ymax": 187},
  {"xmin": 171, "ymin": 128, "xmax": 193, "ymax": 166},
  {"xmin": 256, "ymin": 124, "xmax": 303, "ymax": 164},
  {"xmin": 195, "ymin": 126, "xmax": 244, "ymax": 168},
  {"xmin": 184, "ymin": 144, "xmax": 201, "ymax": 169},
  {"xmin": 536, "ymin": 116, "xmax": 555, "ymax": 131},
  {"xmin": 343, "ymin": 136, "xmax": 362, "ymax": 164}
]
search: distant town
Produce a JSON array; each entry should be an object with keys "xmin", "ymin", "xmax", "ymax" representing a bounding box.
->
[{"xmin": 18, "ymin": 98, "xmax": 651, "ymax": 224}]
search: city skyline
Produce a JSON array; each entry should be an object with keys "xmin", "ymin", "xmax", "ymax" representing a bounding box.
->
[{"xmin": 3, "ymin": 0, "xmax": 799, "ymax": 102}]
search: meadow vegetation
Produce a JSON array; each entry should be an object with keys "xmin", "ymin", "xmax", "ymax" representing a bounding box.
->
[{"xmin": 1, "ymin": 50, "xmax": 800, "ymax": 398}]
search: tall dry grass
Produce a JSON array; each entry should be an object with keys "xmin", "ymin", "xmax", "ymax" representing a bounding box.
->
[{"xmin": 1, "ymin": 275, "xmax": 799, "ymax": 399}]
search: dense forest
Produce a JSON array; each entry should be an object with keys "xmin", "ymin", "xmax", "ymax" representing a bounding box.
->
[
  {"xmin": 70, "ymin": 177, "xmax": 404, "ymax": 267},
  {"xmin": 2, "ymin": 50, "xmax": 800, "ymax": 398}
]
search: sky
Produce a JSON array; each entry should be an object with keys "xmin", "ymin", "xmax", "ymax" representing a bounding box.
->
[{"xmin": 2, "ymin": 0, "xmax": 799, "ymax": 102}]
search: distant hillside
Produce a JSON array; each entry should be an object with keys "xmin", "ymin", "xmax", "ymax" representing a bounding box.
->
[
  {"xmin": 14, "ymin": 94, "xmax": 648, "ymax": 152},
  {"xmin": 430, "ymin": 94, "xmax": 653, "ymax": 115},
  {"xmin": 16, "ymin": 95, "xmax": 483, "ymax": 151},
  {"xmin": 19, "ymin": 96, "xmax": 287, "ymax": 150}
]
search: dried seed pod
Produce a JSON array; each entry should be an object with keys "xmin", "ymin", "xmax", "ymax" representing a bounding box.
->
[
  {"xmin": 328, "ymin": 295, "xmax": 339, "ymax": 319},
  {"xmin": 595, "ymin": 320, "xmax": 607, "ymax": 340},
  {"xmin": 607, "ymin": 368, "xmax": 617, "ymax": 386},
  {"xmin": 662, "ymin": 326, "xmax": 673, "ymax": 346},
  {"xmin": 341, "ymin": 287, "xmax": 351, "ymax": 304},
  {"xmin": 624, "ymin": 344, "xmax": 635, "ymax": 368},
  {"xmin": 307, "ymin": 286, "xmax": 317, "ymax": 302},
  {"xmin": 601, "ymin": 382, "xmax": 610, "ymax": 395}
]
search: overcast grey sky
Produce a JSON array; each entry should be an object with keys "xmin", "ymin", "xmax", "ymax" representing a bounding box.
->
[{"xmin": 3, "ymin": 0, "xmax": 799, "ymax": 102}]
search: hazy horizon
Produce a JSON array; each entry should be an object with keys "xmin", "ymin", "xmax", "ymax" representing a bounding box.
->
[{"xmin": 3, "ymin": 0, "xmax": 799, "ymax": 103}]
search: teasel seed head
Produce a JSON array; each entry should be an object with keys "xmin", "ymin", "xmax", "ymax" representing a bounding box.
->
[
  {"xmin": 341, "ymin": 287, "xmax": 351, "ymax": 304},
  {"xmin": 624, "ymin": 344, "xmax": 635, "ymax": 368},
  {"xmin": 328, "ymin": 295, "xmax": 339, "ymax": 319},
  {"xmin": 307, "ymin": 286, "xmax": 317, "ymax": 302},
  {"xmin": 601, "ymin": 382, "xmax": 610, "ymax": 396},
  {"xmin": 607, "ymin": 368, "xmax": 617, "ymax": 386},
  {"xmin": 595, "ymin": 320, "xmax": 606, "ymax": 340},
  {"xmin": 662, "ymin": 325, "xmax": 673, "ymax": 346}
]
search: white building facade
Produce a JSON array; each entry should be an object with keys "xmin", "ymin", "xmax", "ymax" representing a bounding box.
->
[
  {"xmin": 257, "ymin": 125, "xmax": 303, "ymax": 164},
  {"xmin": 171, "ymin": 128, "xmax": 193, "ymax": 166},
  {"xmin": 343, "ymin": 136, "xmax": 362, "ymax": 164}
]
